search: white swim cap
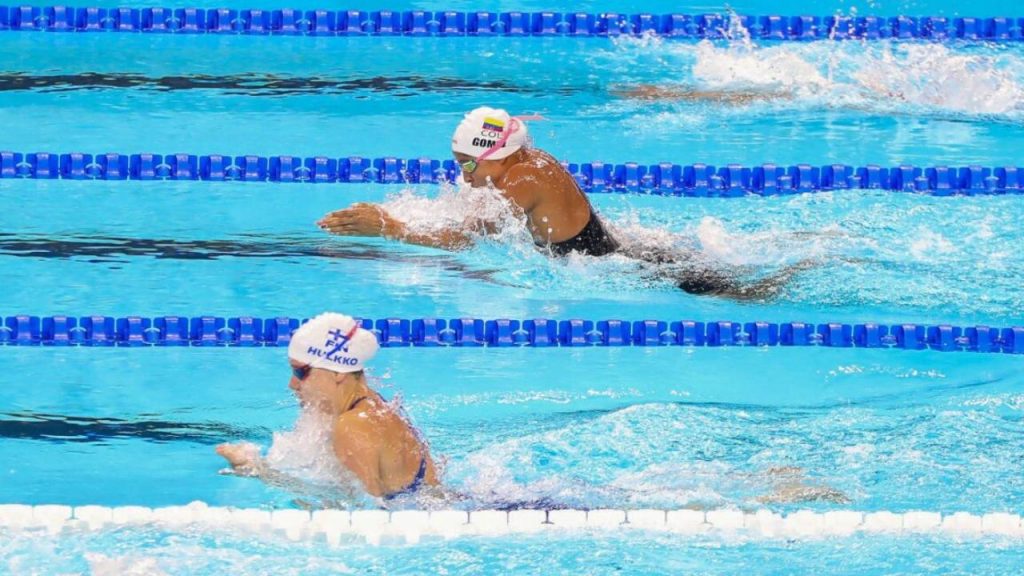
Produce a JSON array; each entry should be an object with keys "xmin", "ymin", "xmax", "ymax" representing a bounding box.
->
[
  {"xmin": 288, "ymin": 312, "xmax": 379, "ymax": 374},
  {"xmin": 451, "ymin": 106, "xmax": 529, "ymax": 161}
]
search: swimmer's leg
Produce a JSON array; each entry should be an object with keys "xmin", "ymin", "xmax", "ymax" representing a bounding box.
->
[
  {"xmin": 679, "ymin": 259, "xmax": 819, "ymax": 301},
  {"xmin": 755, "ymin": 466, "xmax": 850, "ymax": 505},
  {"xmin": 757, "ymin": 484, "xmax": 850, "ymax": 505}
]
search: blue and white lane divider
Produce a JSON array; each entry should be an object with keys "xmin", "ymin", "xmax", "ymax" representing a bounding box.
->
[
  {"xmin": 4, "ymin": 152, "xmax": 1024, "ymax": 196},
  {"xmin": 2, "ymin": 315, "xmax": 1023, "ymax": 354},
  {"xmin": 1, "ymin": 503, "xmax": 1021, "ymax": 543},
  {"xmin": 0, "ymin": 8, "xmax": 1020, "ymax": 42}
]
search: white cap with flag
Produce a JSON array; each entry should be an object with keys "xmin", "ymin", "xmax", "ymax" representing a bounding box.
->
[
  {"xmin": 288, "ymin": 312, "xmax": 379, "ymax": 374},
  {"xmin": 451, "ymin": 106, "xmax": 530, "ymax": 161}
]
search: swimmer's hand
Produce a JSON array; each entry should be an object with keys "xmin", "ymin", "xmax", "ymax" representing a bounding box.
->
[
  {"xmin": 318, "ymin": 203, "xmax": 404, "ymax": 239},
  {"xmin": 215, "ymin": 442, "xmax": 264, "ymax": 475}
]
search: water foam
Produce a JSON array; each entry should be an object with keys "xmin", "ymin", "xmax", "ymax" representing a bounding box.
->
[
  {"xmin": 381, "ymin": 182, "xmax": 531, "ymax": 247},
  {"xmin": 224, "ymin": 408, "xmax": 369, "ymax": 508},
  {"xmin": 264, "ymin": 409, "xmax": 345, "ymax": 484},
  {"xmin": 608, "ymin": 30, "xmax": 1024, "ymax": 119},
  {"xmin": 448, "ymin": 403, "xmax": 853, "ymax": 510}
]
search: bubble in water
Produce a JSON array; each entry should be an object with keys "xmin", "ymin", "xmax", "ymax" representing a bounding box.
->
[{"xmin": 87, "ymin": 553, "xmax": 168, "ymax": 576}]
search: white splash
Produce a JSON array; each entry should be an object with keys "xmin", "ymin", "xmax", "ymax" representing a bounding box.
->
[
  {"xmin": 264, "ymin": 409, "xmax": 350, "ymax": 486},
  {"xmin": 850, "ymin": 44, "xmax": 1024, "ymax": 115},
  {"xmin": 908, "ymin": 227, "xmax": 955, "ymax": 261},
  {"xmin": 381, "ymin": 182, "xmax": 531, "ymax": 246},
  {"xmin": 609, "ymin": 32, "xmax": 1024, "ymax": 119},
  {"xmin": 692, "ymin": 40, "xmax": 830, "ymax": 91},
  {"xmin": 86, "ymin": 552, "xmax": 168, "ymax": 576},
  {"xmin": 694, "ymin": 216, "xmax": 833, "ymax": 266}
]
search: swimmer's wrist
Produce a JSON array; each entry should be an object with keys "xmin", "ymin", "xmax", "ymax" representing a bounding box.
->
[
  {"xmin": 381, "ymin": 218, "xmax": 405, "ymax": 240},
  {"xmin": 233, "ymin": 456, "xmax": 267, "ymax": 477}
]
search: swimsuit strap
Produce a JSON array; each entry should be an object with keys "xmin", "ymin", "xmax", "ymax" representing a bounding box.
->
[
  {"xmin": 347, "ymin": 395, "xmax": 370, "ymax": 412},
  {"xmin": 346, "ymin": 389, "xmax": 385, "ymax": 412}
]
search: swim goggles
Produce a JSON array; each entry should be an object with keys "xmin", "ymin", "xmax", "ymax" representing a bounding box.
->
[
  {"xmin": 292, "ymin": 365, "xmax": 312, "ymax": 380},
  {"xmin": 458, "ymin": 158, "xmax": 478, "ymax": 174}
]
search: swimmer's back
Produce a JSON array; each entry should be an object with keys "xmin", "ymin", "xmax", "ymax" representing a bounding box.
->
[
  {"xmin": 505, "ymin": 149, "xmax": 593, "ymax": 245},
  {"xmin": 333, "ymin": 396, "xmax": 438, "ymax": 497}
]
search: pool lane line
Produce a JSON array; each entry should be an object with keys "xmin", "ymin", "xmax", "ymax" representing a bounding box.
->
[
  {"xmin": 0, "ymin": 9, "xmax": 1018, "ymax": 43},
  {"xmin": 1, "ymin": 504, "xmax": 1022, "ymax": 544},
  {"xmin": 3, "ymin": 152, "xmax": 1023, "ymax": 196},
  {"xmin": 1, "ymin": 315, "xmax": 1022, "ymax": 353}
]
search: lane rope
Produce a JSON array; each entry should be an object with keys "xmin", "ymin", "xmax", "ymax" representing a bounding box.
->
[
  {"xmin": 1, "ymin": 503, "xmax": 1021, "ymax": 544},
  {"xmin": 1, "ymin": 314, "xmax": 1021, "ymax": 354},
  {"xmin": 0, "ymin": 8, "xmax": 1017, "ymax": 42},
  {"xmin": 3, "ymin": 151, "xmax": 1022, "ymax": 196}
]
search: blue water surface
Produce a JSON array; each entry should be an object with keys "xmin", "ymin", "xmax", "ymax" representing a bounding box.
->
[{"xmin": 1, "ymin": 2, "xmax": 1022, "ymax": 573}]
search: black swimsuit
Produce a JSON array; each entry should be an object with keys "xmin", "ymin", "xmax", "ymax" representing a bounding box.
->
[
  {"xmin": 544, "ymin": 207, "xmax": 619, "ymax": 256},
  {"xmin": 539, "ymin": 205, "xmax": 741, "ymax": 296}
]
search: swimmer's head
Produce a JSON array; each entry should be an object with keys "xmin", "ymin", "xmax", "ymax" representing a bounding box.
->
[
  {"xmin": 452, "ymin": 106, "xmax": 530, "ymax": 186},
  {"xmin": 288, "ymin": 312, "xmax": 379, "ymax": 375}
]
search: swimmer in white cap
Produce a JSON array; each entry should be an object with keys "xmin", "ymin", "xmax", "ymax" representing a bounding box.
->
[
  {"xmin": 318, "ymin": 106, "xmax": 619, "ymax": 258},
  {"xmin": 216, "ymin": 312, "xmax": 439, "ymax": 500},
  {"xmin": 318, "ymin": 107, "xmax": 810, "ymax": 298}
]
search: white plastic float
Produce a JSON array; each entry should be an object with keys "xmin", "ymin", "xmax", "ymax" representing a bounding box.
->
[{"xmin": 0, "ymin": 503, "xmax": 1020, "ymax": 545}]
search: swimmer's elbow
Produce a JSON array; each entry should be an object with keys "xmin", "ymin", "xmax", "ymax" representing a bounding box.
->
[{"xmin": 420, "ymin": 230, "xmax": 475, "ymax": 250}]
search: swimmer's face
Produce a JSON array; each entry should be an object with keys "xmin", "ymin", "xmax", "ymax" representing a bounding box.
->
[
  {"xmin": 289, "ymin": 359, "xmax": 346, "ymax": 411},
  {"xmin": 454, "ymin": 152, "xmax": 505, "ymax": 188}
]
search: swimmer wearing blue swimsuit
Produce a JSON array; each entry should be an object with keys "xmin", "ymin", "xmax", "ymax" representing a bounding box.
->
[
  {"xmin": 346, "ymin": 393, "xmax": 432, "ymax": 500},
  {"xmin": 216, "ymin": 312, "xmax": 438, "ymax": 501}
]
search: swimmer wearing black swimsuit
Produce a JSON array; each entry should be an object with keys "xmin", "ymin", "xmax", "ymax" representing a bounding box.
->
[
  {"xmin": 538, "ymin": 202, "xmax": 802, "ymax": 298},
  {"xmin": 543, "ymin": 207, "xmax": 619, "ymax": 257},
  {"xmin": 540, "ymin": 206, "xmax": 748, "ymax": 296}
]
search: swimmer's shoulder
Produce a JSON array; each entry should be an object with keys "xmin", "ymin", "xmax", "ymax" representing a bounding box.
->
[
  {"xmin": 505, "ymin": 158, "xmax": 542, "ymax": 181},
  {"xmin": 333, "ymin": 406, "xmax": 377, "ymax": 443},
  {"xmin": 500, "ymin": 164, "xmax": 546, "ymax": 210},
  {"xmin": 507, "ymin": 150, "xmax": 566, "ymax": 185}
]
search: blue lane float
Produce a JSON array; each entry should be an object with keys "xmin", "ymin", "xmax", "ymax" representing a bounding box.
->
[
  {"xmin": 3, "ymin": 151, "xmax": 1024, "ymax": 196},
  {"xmin": 0, "ymin": 8, "xmax": 1020, "ymax": 41},
  {"xmin": 3, "ymin": 314, "xmax": 1023, "ymax": 353}
]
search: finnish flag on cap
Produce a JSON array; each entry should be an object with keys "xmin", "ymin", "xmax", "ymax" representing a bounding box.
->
[{"xmin": 288, "ymin": 312, "xmax": 379, "ymax": 374}]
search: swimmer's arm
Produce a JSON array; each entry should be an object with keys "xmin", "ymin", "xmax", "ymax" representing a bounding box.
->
[
  {"xmin": 610, "ymin": 84, "xmax": 791, "ymax": 104},
  {"xmin": 332, "ymin": 413, "xmax": 388, "ymax": 498},
  {"xmin": 215, "ymin": 442, "xmax": 307, "ymax": 486},
  {"xmin": 386, "ymin": 223, "xmax": 475, "ymax": 250},
  {"xmin": 215, "ymin": 443, "xmax": 362, "ymax": 500},
  {"xmin": 318, "ymin": 203, "xmax": 473, "ymax": 250}
]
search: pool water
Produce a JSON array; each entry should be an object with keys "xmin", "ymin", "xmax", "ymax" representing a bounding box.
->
[
  {"xmin": 1, "ymin": 1, "xmax": 1023, "ymax": 573},
  {"xmin": 5, "ymin": 528, "xmax": 1024, "ymax": 575}
]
